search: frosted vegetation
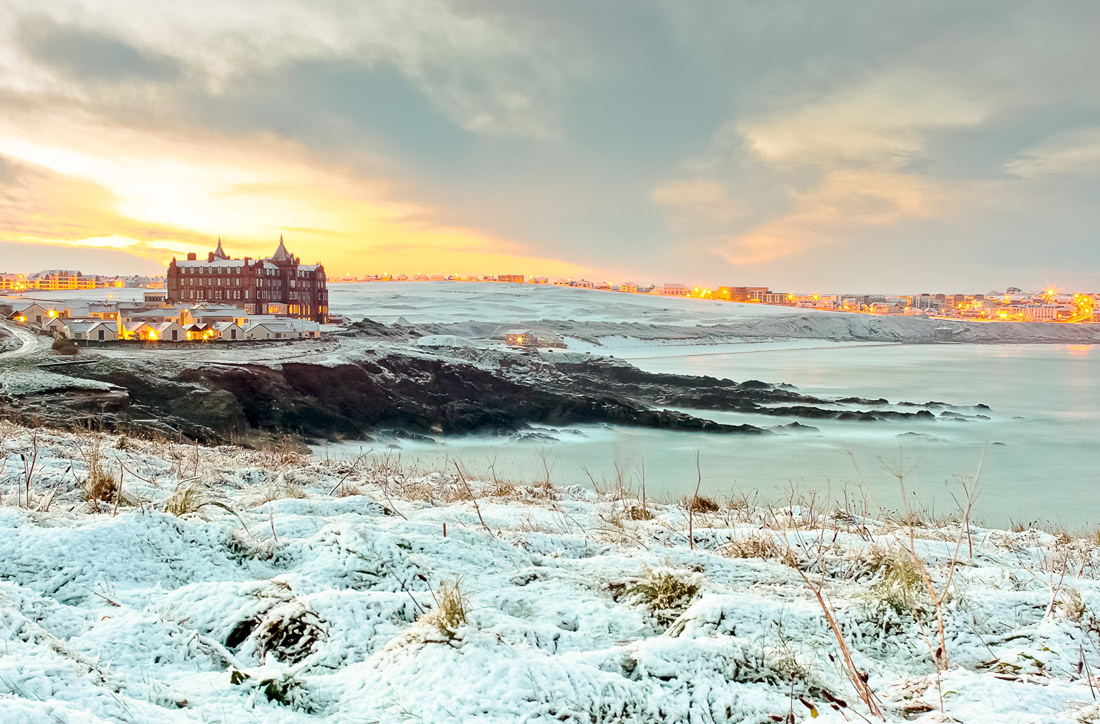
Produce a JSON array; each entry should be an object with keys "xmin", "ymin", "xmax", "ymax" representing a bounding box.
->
[{"xmin": 1, "ymin": 421, "xmax": 1098, "ymax": 723}]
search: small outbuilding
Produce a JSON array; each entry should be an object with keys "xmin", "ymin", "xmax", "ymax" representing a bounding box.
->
[{"xmin": 504, "ymin": 329, "xmax": 538, "ymax": 347}]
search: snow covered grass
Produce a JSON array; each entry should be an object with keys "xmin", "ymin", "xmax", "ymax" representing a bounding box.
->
[{"xmin": 1, "ymin": 420, "xmax": 1099, "ymax": 723}]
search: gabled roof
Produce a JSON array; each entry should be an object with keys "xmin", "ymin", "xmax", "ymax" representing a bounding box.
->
[
  {"xmin": 191, "ymin": 305, "xmax": 248, "ymax": 315},
  {"xmin": 271, "ymin": 234, "xmax": 292, "ymax": 261},
  {"xmin": 11, "ymin": 301, "xmax": 52, "ymax": 312},
  {"xmin": 66, "ymin": 320, "xmax": 111, "ymax": 333},
  {"xmin": 126, "ymin": 309, "xmax": 182, "ymax": 319}
]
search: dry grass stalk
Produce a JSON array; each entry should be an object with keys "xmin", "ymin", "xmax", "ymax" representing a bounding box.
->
[
  {"xmin": 775, "ymin": 514, "xmax": 883, "ymax": 719},
  {"xmin": 454, "ymin": 462, "xmax": 494, "ymax": 539},
  {"xmin": 688, "ymin": 451, "xmax": 703, "ymax": 550},
  {"xmin": 82, "ymin": 437, "xmax": 119, "ymax": 511}
]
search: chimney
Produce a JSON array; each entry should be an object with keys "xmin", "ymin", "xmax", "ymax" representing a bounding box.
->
[
  {"xmin": 208, "ymin": 252, "xmax": 215, "ymax": 262},
  {"xmin": 187, "ymin": 253, "xmax": 197, "ymax": 261}
]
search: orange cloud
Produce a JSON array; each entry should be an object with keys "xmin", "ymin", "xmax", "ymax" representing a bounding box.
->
[{"xmin": 723, "ymin": 169, "xmax": 942, "ymax": 265}]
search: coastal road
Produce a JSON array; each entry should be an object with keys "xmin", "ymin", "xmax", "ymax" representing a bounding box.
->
[{"xmin": 0, "ymin": 320, "xmax": 45, "ymax": 360}]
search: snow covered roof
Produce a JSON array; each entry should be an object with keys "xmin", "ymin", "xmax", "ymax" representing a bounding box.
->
[
  {"xmin": 191, "ymin": 305, "xmax": 248, "ymax": 316},
  {"xmin": 65, "ymin": 320, "xmax": 111, "ymax": 333},
  {"xmin": 246, "ymin": 319, "xmax": 318, "ymax": 333},
  {"xmin": 10, "ymin": 301, "xmax": 53, "ymax": 312},
  {"xmin": 126, "ymin": 309, "xmax": 184, "ymax": 319},
  {"xmin": 174, "ymin": 259, "xmax": 247, "ymax": 269}
]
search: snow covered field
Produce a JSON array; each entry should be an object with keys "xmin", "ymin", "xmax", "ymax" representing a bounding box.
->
[
  {"xmin": 1, "ymin": 421, "xmax": 1098, "ymax": 723},
  {"xmin": 7, "ymin": 282, "xmax": 1100, "ymax": 348}
]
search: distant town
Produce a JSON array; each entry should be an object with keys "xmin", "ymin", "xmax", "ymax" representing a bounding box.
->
[
  {"xmin": 330, "ymin": 275, "xmax": 1099, "ymax": 324},
  {"xmin": 2, "ymin": 240, "xmax": 1099, "ymax": 350}
]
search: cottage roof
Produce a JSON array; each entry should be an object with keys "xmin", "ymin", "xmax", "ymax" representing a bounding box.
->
[
  {"xmin": 126, "ymin": 309, "xmax": 181, "ymax": 319},
  {"xmin": 191, "ymin": 306, "xmax": 248, "ymax": 317},
  {"xmin": 65, "ymin": 321, "xmax": 110, "ymax": 333},
  {"xmin": 11, "ymin": 301, "xmax": 51, "ymax": 312}
]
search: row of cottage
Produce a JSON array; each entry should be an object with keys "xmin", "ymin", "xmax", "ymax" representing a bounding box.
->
[{"xmin": 6, "ymin": 299, "xmax": 322, "ymax": 343}]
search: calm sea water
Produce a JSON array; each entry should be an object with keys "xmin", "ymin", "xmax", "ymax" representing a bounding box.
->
[{"xmin": 322, "ymin": 344, "xmax": 1099, "ymax": 529}]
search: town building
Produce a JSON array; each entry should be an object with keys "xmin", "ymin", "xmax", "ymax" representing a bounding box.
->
[
  {"xmin": 166, "ymin": 237, "xmax": 329, "ymax": 322},
  {"xmin": 761, "ymin": 292, "xmax": 789, "ymax": 305},
  {"xmin": 0, "ymin": 271, "xmax": 123, "ymax": 291},
  {"xmin": 496, "ymin": 274, "xmax": 525, "ymax": 284},
  {"xmin": 717, "ymin": 286, "xmax": 768, "ymax": 302},
  {"xmin": 65, "ymin": 320, "xmax": 119, "ymax": 342}
]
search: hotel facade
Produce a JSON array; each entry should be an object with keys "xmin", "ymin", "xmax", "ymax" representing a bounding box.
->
[{"xmin": 166, "ymin": 237, "xmax": 329, "ymax": 322}]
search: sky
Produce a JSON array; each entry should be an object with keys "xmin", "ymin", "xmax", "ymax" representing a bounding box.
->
[{"xmin": 1, "ymin": 1, "xmax": 1099, "ymax": 292}]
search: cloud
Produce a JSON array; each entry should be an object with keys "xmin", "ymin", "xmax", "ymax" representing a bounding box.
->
[
  {"xmin": 3, "ymin": 1, "xmax": 580, "ymax": 140},
  {"xmin": 1006, "ymin": 127, "xmax": 1100, "ymax": 178},
  {"xmin": 19, "ymin": 18, "xmax": 183, "ymax": 83},
  {"xmin": 738, "ymin": 73, "xmax": 992, "ymax": 169},
  {"xmin": 654, "ymin": 70, "xmax": 995, "ymax": 270}
]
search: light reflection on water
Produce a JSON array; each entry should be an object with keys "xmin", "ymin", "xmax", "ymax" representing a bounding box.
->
[{"xmin": 318, "ymin": 344, "xmax": 1099, "ymax": 529}]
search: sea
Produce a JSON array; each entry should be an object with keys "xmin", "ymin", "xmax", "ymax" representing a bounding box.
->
[{"xmin": 322, "ymin": 341, "xmax": 1099, "ymax": 529}]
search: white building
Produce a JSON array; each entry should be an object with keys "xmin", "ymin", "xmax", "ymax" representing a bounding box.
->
[
  {"xmin": 244, "ymin": 318, "xmax": 321, "ymax": 340},
  {"xmin": 210, "ymin": 321, "xmax": 244, "ymax": 341},
  {"xmin": 9, "ymin": 302, "xmax": 62, "ymax": 327},
  {"xmin": 65, "ymin": 320, "xmax": 118, "ymax": 342}
]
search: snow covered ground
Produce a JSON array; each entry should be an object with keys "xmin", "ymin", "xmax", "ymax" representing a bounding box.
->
[
  {"xmin": 7, "ymin": 283, "xmax": 1100, "ymax": 351},
  {"xmin": 1, "ymin": 421, "xmax": 1098, "ymax": 723}
]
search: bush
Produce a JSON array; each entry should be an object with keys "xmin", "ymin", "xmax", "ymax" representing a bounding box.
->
[{"xmin": 52, "ymin": 336, "xmax": 79, "ymax": 356}]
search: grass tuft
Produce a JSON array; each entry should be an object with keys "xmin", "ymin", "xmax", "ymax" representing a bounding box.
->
[
  {"xmin": 718, "ymin": 532, "xmax": 784, "ymax": 561},
  {"xmin": 687, "ymin": 495, "xmax": 720, "ymax": 514},
  {"xmin": 624, "ymin": 568, "xmax": 701, "ymax": 624},
  {"xmin": 417, "ymin": 579, "xmax": 469, "ymax": 641},
  {"xmin": 859, "ymin": 544, "xmax": 926, "ymax": 615}
]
